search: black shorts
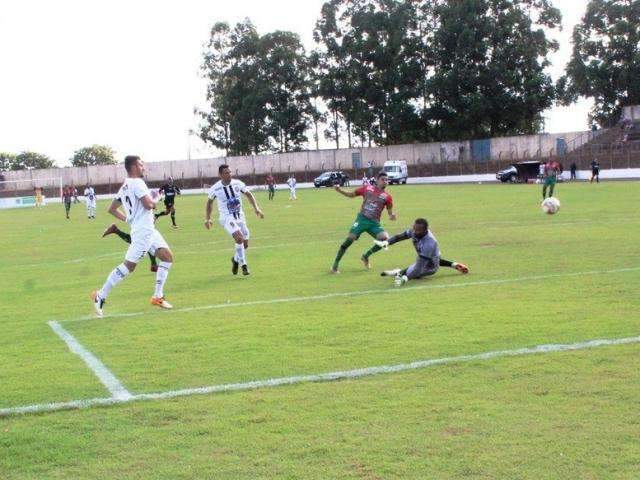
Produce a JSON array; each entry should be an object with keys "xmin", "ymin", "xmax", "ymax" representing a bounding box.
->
[
  {"xmin": 592, "ymin": 169, "xmax": 599, "ymax": 175},
  {"xmin": 164, "ymin": 199, "xmax": 175, "ymax": 209}
]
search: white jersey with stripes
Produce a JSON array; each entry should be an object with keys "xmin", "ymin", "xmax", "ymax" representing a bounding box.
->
[{"xmin": 207, "ymin": 179, "xmax": 248, "ymax": 220}]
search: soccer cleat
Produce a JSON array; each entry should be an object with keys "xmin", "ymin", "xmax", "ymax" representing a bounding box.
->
[
  {"xmin": 150, "ymin": 297, "xmax": 173, "ymax": 309},
  {"xmin": 91, "ymin": 290, "xmax": 104, "ymax": 317},
  {"xmin": 231, "ymin": 257, "xmax": 239, "ymax": 275},
  {"xmin": 172, "ymin": 224, "xmax": 179, "ymax": 229},
  {"xmin": 381, "ymin": 268, "xmax": 401, "ymax": 277},
  {"xmin": 394, "ymin": 274, "xmax": 408, "ymax": 287},
  {"xmin": 330, "ymin": 267, "xmax": 340, "ymax": 274},
  {"xmin": 361, "ymin": 255, "xmax": 371, "ymax": 270},
  {"xmin": 241, "ymin": 265, "xmax": 250, "ymax": 276},
  {"xmin": 102, "ymin": 223, "xmax": 118, "ymax": 238},
  {"xmin": 454, "ymin": 262, "xmax": 469, "ymax": 274},
  {"xmin": 373, "ymin": 239, "xmax": 389, "ymax": 250}
]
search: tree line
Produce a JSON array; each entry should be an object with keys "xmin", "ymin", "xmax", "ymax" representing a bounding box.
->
[
  {"xmin": 198, "ymin": 0, "xmax": 640, "ymax": 156},
  {"xmin": 0, "ymin": 145, "xmax": 117, "ymax": 171}
]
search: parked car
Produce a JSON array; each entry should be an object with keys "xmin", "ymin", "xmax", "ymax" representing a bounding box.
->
[
  {"xmin": 496, "ymin": 161, "xmax": 563, "ymax": 183},
  {"xmin": 383, "ymin": 160, "xmax": 408, "ymax": 184},
  {"xmin": 314, "ymin": 171, "xmax": 350, "ymax": 187}
]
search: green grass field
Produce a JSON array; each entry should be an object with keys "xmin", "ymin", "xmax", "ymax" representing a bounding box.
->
[{"xmin": 1, "ymin": 181, "xmax": 639, "ymax": 479}]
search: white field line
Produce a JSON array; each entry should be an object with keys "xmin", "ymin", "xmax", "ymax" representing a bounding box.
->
[
  {"xmin": 63, "ymin": 266, "xmax": 640, "ymax": 323},
  {"xmin": 1, "ymin": 334, "xmax": 638, "ymax": 417},
  {"xmin": 48, "ymin": 321, "xmax": 132, "ymax": 400}
]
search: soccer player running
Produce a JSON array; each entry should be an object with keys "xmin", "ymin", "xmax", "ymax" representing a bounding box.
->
[
  {"xmin": 91, "ymin": 155, "xmax": 174, "ymax": 317},
  {"xmin": 266, "ymin": 173, "xmax": 276, "ymax": 200},
  {"xmin": 154, "ymin": 177, "xmax": 181, "ymax": 228},
  {"xmin": 62, "ymin": 186, "xmax": 73, "ymax": 219},
  {"xmin": 84, "ymin": 184, "xmax": 96, "ymax": 219},
  {"xmin": 205, "ymin": 164, "xmax": 264, "ymax": 276},
  {"xmin": 377, "ymin": 218, "xmax": 469, "ymax": 286},
  {"xmin": 331, "ymin": 171, "xmax": 396, "ymax": 274},
  {"xmin": 542, "ymin": 159, "xmax": 562, "ymax": 200},
  {"xmin": 287, "ymin": 175, "xmax": 297, "ymax": 200}
]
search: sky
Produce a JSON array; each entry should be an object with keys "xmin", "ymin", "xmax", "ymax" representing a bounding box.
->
[{"xmin": 0, "ymin": 0, "xmax": 592, "ymax": 166}]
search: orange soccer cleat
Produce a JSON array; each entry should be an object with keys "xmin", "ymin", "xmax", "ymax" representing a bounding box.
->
[{"xmin": 150, "ymin": 297, "xmax": 173, "ymax": 309}]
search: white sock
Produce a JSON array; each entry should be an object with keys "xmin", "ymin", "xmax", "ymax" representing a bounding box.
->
[
  {"xmin": 154, "ymin": 261, "xmax": 172, "ymax": 298},
  {"xmin": 99, "ymin": 263, "xmax": 130, "ymax": 299},
  {"xmin": 235, "ymin": 243, "xmax": 246, "ymax": 266}
]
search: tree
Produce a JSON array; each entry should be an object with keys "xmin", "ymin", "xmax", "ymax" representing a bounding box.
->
[
  {"xmin": 559, "ymin": 0, "xmax": 640, "ymax": 126},
  {"xmin": 12, "ymin": 151, "xmax": 56, "ymax": 170},
  {"xmin": 427, "ymin": 0, "xmax": 561, "ymax": 141},
  {"xmin": 199, "ymin": 20, "xmax": 313, "ymax": 155},
  {"xmin": 0, "ymin": 152, "xmax": 17, "ymax": 171},
  {"xmin": 70, "ymin": 145, "xmax": 117, "ymax": 167},
  {"xmin": 199, "ymin": 20, "xmax": 269, "ymax": 155},
  {"xmin": 260, "ymin": 31, "xmax": 314, "ymax": 152}
]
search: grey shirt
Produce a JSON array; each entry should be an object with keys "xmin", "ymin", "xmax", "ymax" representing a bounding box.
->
[{"xmin": 391, "ymin": 228, "xmax": 440, "ymax": 278}]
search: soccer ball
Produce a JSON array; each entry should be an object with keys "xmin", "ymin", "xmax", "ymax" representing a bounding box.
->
[{"xmin": 541, "ymin": 197, "xmax": 561, "ymax": 215}]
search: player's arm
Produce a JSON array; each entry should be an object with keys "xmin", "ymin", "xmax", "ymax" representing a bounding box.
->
[
  {"xmin": 386, "ymin": 201, "xmax": 397, "ymax": 221},
  {"xmin": 140, "ymin": 195, "xmax": 156, "ymax": 210},
  {"xmin": 387, "ymin": 230, "xmax": 411, "ymax": 245},
  {"xmin": 334, "ymin": 185, "xmax": 358, "ymax": 198},
  {"xmin": 107, "ymin": 199, "xmax": 127, "ymax": 222},
  {"xmin": 243, "ymin": 190, "xmax": 264, "ymax": 218},
  {"xmin": 204, "ymin": 198, "xmax": 214, "ymax": 229}
]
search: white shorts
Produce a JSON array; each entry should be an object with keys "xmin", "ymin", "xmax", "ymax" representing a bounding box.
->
[
  {"xmin": 125, "ymin": 229, "xmax": 169, "ymax": 263},
  {"xmin": 219, "ymin": 215, "xmax": 250, "ymax": 239},
  {"xmin": 86, "ymin": 201, "xmax": 96, "ymax": 209}
]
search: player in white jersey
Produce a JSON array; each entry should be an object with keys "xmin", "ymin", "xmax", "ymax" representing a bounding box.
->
[
  {"xmin": 84, "ymin": 184, "xmax": 97, "ymax": 219},
  {"xmin": 287, "ymin": 175, "xmax": 297, "ymax": 200},
  {"xmin": 91, "ymin": 156, "xmax": 174, "ymax": 316},
  {"xmin": 205, "ymin": 164, "xmax": 264, "ymax": 276}
]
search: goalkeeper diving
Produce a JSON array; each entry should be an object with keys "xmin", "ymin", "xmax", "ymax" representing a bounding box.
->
[{"xmin": 374, "ymin": 218, "xmax": 469, "ymax": 286}]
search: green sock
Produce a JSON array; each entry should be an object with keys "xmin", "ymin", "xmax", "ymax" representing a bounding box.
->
[
  {"xmin": 148, "ymin": 252, "xmax": 157, "ymax": 266},
  {"xmin": 333, "ymin": 238, "xmax": 354, "ymax": 269},
  {"xmin": 363, "ymin": 244, "xmax": 382, "ymax": 259}
]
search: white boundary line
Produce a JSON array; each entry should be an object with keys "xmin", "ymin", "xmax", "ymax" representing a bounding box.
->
[
  {"xmin": 1, "ymin": 334, "xmax": 638, "ymax": 417},
  {"xmin": 62, "ymin": 266, "xmax": 640, "ymax": 323},
  {"xmin": 48, "ymin": 321, "xmax": 132, "ymax": 400}
]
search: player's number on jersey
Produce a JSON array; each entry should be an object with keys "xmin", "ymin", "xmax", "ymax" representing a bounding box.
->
[{"xmin": 125, "ymin": 196, "xmax": 133, "ymax": 216}]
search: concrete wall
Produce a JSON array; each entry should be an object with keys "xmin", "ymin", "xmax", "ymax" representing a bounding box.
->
[{"xmin": 1, "ymin": 129, "xmax": 597, "ymax": 187}]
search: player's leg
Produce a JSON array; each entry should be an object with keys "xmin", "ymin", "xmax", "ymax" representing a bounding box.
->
[
  {"xmin": 361, "ymin": 226, "xmax": 388, "ymax": 268},
  {"xmin": 240, "ymin": 221, "xmax": 251, "ymax": 275},
  {"xmin": 155, "ymin": 203, "xmax": 170, "ymax": 220},
  {"xmin": 149, "ymin": 231, "xmax": 173, "ymax": 309},
  {"xmin": 542, "ymin": 182, "xmax": 548, "ymax": 199},
  {"xmin": 392, "ymin": 263, "xmax": 436, "ymax": 286},
  {"xmin": 221, "ymin": 217, "xmax": 247, "ymax": 274},
  {"xmin": 232, "ymin": 231, "xmax": 248, "ymax": 273},
  {"xmin": 92, "ymin": 233, "xmax": 148, "ymax": 316},
  {"xmin": 65, "ymin": 201, "xmax": 71, "ymax": 219},
  {"xmin": 439, "ymin": 258, "xmax": 469, "ymax": 274},
  {"xmin": 170, "ymin": 204, "xmax": 177, "ymax": 228},
  {"xmin": 548, "ymin": 178, "xmax": 556, "ymax": 197},
  {"xmin": 332, "ymin": 220, "xmax": 360, "ymax": 274}
]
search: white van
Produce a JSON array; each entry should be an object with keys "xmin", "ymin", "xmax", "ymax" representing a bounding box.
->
[{"xmin": 383, "ymin": 160, "xmax": 408, "ymax": 184}]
